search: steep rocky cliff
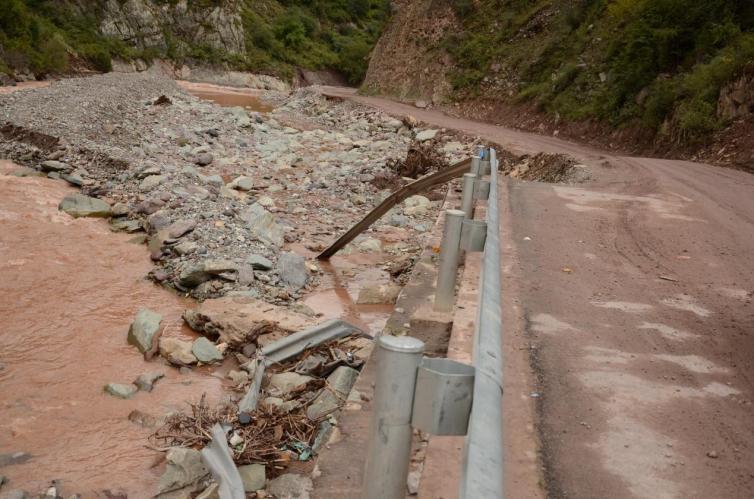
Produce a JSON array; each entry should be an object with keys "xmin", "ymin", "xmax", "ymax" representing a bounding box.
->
[
  {"xmin": 362, "ymin": 0, "xmax": 458, "ymax": 103},
  {"xmin": 0, "ymin": 0, "xmax": 390, "ymax": 83},
  {"xmin": 97, "ymin": 0, "xmax": 245, "ymax": 56}
]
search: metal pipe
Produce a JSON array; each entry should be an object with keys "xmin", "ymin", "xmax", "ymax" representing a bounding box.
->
[
  {"xmin": 460, "ymin": 172, "xmax": 476, "ymax": 220},
  {"xmin": 470, "ymin": 155, "xmax": 481, "ymax": 176},
  {"xmin": 434, "ymin": 209, "xmax": 465, "ymax": 312},
  {"xmin": 362, "ymin": 335, "xmax": 425, "ymax": 499}
]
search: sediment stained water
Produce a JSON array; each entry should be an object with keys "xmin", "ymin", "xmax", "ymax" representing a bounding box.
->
[
  {"xmin": 0, "ymin": 160, "xmax": 222, "ymax": 496},
  {"xmin": 176, "ymin": 80, "xmax": 273, "ymax": 112}
]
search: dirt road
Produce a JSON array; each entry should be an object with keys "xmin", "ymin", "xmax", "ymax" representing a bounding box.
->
[{"xmin": 321, "ymin": 87, "xmax": 754, "ymax": 498}]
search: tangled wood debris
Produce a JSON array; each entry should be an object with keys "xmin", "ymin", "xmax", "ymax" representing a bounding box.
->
[{"xmin": 150, "ymin": 334, "xmax": 370, "ymax": 475}]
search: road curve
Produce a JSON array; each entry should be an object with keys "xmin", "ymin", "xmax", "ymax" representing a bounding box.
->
[{"xmin": 319, "ymin": 86, "xmax": 754, "ymax": 499}]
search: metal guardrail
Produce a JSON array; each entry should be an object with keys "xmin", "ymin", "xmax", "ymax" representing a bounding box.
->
[
  {"xmin": 362, "ymin": 147, "xmax": 504, "ymax": 499},
  {"xmin": 460, "ymin": 147, "xmax": 504, "ymax": 498}
]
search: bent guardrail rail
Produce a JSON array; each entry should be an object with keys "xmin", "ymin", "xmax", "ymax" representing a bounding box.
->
[{"xmin": 317, "ymin": 157, "xmax": 472, "ymax": 259}]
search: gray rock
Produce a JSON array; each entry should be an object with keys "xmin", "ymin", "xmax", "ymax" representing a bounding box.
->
[
  {"xmin": 104, "ymin": 382, "xmax": 138, "ymax": 399},
  {"xmin": 61, "ymin": 172, "xmax": 83, "ymax": 186},
  {"xmin": 240, "ymin": 203, "xmax": 285, "ymax": 247},
  {"xmin": 173, "ymin": 241, "xmax": 198, "ymax": 255},
  {"xmin": 307, "ymin": 366, "xmax": 360, "ymax": 420},
  {"xmin": 191, "ymin": 337, "xmax": 223, "ymax": 363},
  {"xmin": 195, "ymin": 152, "xmax": 214, "ymax": 166},
  {"xmin": 389, "ymin": 214, "xmax": 408, "ymax": 227},
  {"xmin": 178, "ymin": 260, "xmax": 238, "ymax": 288},
  {"xmin": 231, "ymin": 176, "xmax": 253, "ymax": 191},
  {"xmin": 146, "ymin": 211, "xmax": 172, "ymax": 234},
  {"xmin": 157, "ymin": 447, "xmax": 209, "ymax": 495},
  {"xmin": 414, "ymin": 100, "xmax": 428, "ymax": 109},
  {"xmin": 268, "ymin": 372, "xmax": 314, "ymax": 396},
  {"xmin": 356, "ymin": 284, "xmax": 401, "ymax": 305},
  {"xmin": 134, "ymin": 371, "xmax": 165, "ymax": 392},
  {"xmin": 139, "ymin": 174, "xmax": 166, "ymax": 192},
  {"xmin": 358, "ymin": 238, "xmax": 382, "ymax": 253},
  {"xmin": 0, "ymin": 452, "xmax": 31, "ymax": 467},
  {"xmin": 238, "ymin": 464, "xmax": 266, "ymax": 492},
  {"xmin": 246, "ymin": 254, "xmax": 273, "ymax": 271},
  {"xmin": 167, "ymin": 219, "xmax": 197, "ymax": 239},
  {"xmin": 136, "ymin": 165, "xmax": 161, "ymax": 179},
  {"xmin": 110, "ymin": 218, "xmax": 143, "ymax": 233},
  {"xmin": 127, "ymin": 308, "xmax": 162, "ymax": 353},
  {"xmin": 1, "ymin": 490, "xmax": 29, "ymax": 499},
  {"xmin": 277, "ymin": 252, "xmax": 308, "ymax": 291},
  {"xmin": 266, "ymin": 473, "xmax": 313, "ymax": 499},
  {"xmin": 415, "ymin": 129, "xmax": 439, "ymax": 142},
  {"xmin": 59, "ymin": 193, "xmax": 111, "ymax": 218},
  {"xmin": 40, "ymin": 160, "xmax": 69, "ymax": 172},
  {"xmin": 203, "ymin": 174, "xmax": 223, "ymax": 187}
]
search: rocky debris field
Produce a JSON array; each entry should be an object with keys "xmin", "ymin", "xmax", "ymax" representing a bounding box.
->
[
  {"xmin": 0, "ymin": 72, "xmax": 478, "ymax": 306},
  {"xmin": 0, "ymin": 72, "xmax": 484, "ymax": 498}
]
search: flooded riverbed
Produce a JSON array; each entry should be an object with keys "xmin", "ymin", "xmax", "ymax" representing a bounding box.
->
[
  {"xmin": 0, "ymin": 161, "xmax": 222, "ymax": 496},
  {"xmin": 176, "ymin": 80, "xmax": 273, "ymax": 112}
]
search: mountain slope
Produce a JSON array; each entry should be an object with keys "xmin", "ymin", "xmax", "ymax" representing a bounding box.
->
[
  {"xmin": 364, "ymin": 0, "xmax": 754, "ymax": 165},
  {"xmin": 0, "ymin": 0, "xmax": 390, "ymax": 83}
]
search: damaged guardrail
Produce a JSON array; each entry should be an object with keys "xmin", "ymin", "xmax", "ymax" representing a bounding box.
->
[{"xmin": 362, "ymin": 147, "xmax": 503, "ymax": 499}]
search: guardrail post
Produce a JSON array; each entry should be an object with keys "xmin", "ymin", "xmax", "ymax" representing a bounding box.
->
[
  {"xmin": 362, "ymin": 335, "xmax": 425, "ymax": 499},
  {"xmin": 434, "ymin": 209, "xmax": 465, "ymax": 312},
  {"xmin": 460, "ymin": 172, "xmax": 476, "ymax": 220}
]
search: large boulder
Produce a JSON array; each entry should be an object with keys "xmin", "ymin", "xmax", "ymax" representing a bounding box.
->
[
  {"xmin": 239, "ymin": 203, "xmax": 285, "ymax": 247},
  {"xmin": 59, "ymin": 193, "xmax": 111, "ymax": 218},
  {"xmin": 182, "ymin": 296, "xmax": 312, "ymax": 347},
  {"xmin": 127, "ymin": 308, "xmax": 162, "ymax": 353}
]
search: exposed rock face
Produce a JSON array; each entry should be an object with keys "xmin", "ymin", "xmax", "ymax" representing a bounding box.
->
[
  {"xmin": 361, "ymin": 0, "xmax": 458, "ymax": 103},
  {"xmin": 99, "ymin": 0, "xmax": 245, "ymax": 56},
  {"xmin": 718, "ymin": 71, "xmax": 754, "ymax": 121}
]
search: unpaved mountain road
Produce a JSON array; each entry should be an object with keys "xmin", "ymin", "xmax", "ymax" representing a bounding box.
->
[{"xmin": 320, "ymin": 87, "xmax": 754, "ymax": 499}]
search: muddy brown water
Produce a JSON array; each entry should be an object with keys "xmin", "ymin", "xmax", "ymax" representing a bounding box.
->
[
  {"xmin": 0, "ymin": 160, "xmax": 224, "ymax": 496},
  {"xmin": 176, "ymin": 80, "xmax": 273, "ymax": 113}
]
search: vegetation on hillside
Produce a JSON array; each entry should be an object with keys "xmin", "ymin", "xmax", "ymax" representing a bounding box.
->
[
  {"xmin": 0, "ymin": 0, "xmax": 390, "ymax": 83},
  {"xmin": 446, "ymin": 0, "xmax": 754, "ymax": 142}
]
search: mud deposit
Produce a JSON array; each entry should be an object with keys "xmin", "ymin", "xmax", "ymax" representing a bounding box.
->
[{"xmin": 0, "ymin": 160, "xmax": 222, "ymax": 496}]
